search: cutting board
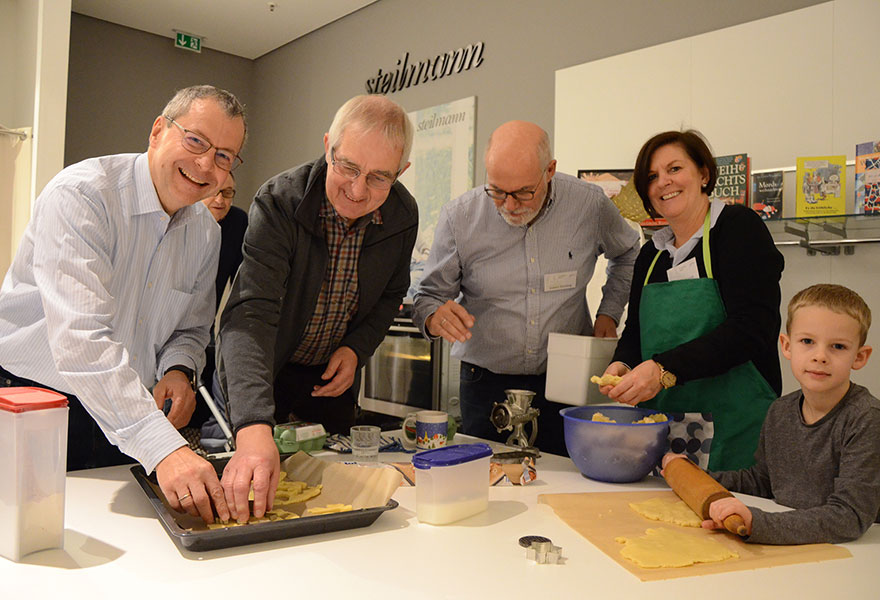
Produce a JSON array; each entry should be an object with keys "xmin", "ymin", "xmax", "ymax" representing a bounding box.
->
[{"xmin": 539, "ymin": 491, "xmax": 851, "ymax": 581}]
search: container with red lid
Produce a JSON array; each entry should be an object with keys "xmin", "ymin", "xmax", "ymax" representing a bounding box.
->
[{"xmin": 0, "ymin": 387, "xmax": 69, "ymax": 561}]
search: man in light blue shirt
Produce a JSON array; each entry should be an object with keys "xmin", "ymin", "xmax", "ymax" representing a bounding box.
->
[
  {"xmin": 0, "ymin": 85, "xmax": 246, "ymax": 524},
  {"xmin": 413, "ymin": 121, "xmax": 639, "ymax": 455}
]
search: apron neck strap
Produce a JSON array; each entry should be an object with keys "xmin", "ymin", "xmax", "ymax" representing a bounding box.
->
[{"xmin": 645, "ymin": 209, "xmax": 713, "ymax": 286}]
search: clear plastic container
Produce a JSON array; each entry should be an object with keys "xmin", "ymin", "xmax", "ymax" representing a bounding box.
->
[
  {"xmin": 413, "ymin": 443, "xmax": 492, "ymax": 524},
  {"xmin": 0, "ymin": 387, "xmax": 69, "ymax": 561}
]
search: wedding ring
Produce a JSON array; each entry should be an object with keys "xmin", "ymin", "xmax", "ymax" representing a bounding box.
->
[
  {"xmin": 440, "ymin": 318, "xmax": 447, "ymax": 327},
  {"xmin": 178, "ymin": 492, "xmax": 192, "ymax": 502}
]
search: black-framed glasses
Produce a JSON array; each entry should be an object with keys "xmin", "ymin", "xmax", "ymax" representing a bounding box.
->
[
  {"xmin": 164, "ymin": 116, "xmax": 243, "ymax": 172},
  {"xmin": 484, "ymin": 169, "xmax": 547, "ymax": 203},
  {"xmin": 217, "ymin": 187, "xmax": 235, "ymax": 200},
  {"xmin": 330, "ymin": 147, "xmax": 398, "ymax": 191}
]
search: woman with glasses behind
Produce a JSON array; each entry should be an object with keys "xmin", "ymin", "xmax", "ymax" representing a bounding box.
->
[{"xmin": 191, "ymin": 172, "xmax": 248, "ymax": 435}]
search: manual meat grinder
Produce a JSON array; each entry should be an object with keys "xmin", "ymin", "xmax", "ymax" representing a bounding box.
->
[{"xmin": 490, "ymin": 389, "xmax": 540, "ymax": 454}]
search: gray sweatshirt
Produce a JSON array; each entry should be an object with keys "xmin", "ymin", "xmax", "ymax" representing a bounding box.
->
[{"xmin": 712, "ymin": 383, "xmax": 880, "ymax": 544}]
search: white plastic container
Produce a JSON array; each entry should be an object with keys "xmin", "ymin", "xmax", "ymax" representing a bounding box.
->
[
  {"xmin": 545, "ymin": 333, "xmax": 618, "ymax": 406},
  {"xmin": 0, "ymin": 387, "xmax": 69, "ymax": 561},
  {"xmin": 413, "ymin": 443, "xmax": 492, "ymax": 525}
]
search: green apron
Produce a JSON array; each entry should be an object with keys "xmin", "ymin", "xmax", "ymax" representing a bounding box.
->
[{"xmin": 640, "ymin": 212, "xmax": 775, "ymax": 471}]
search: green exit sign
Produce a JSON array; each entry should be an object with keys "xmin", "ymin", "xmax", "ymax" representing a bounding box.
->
[{"xmin": 175, "ymin": 32, "xmax": 202, "ymax": 53}]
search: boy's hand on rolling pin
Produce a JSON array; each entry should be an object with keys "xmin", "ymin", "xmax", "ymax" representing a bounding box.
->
[
  {"xmin": 704, "ymin": 497, "xmax": 752, "ymax": 535},
  {"xmin": 660, "ymin": 452, "xmax": 687, "ymax": 475}
]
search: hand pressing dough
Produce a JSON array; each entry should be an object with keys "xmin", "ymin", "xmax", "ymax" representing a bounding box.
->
[
  {"xmin": 615, "ymin": 527, "xmax": 739, "ymax": 568},
  {"xmin": 629, "ymin": 497, "xmax": 702, "ymax": 527},
  {"xmin": 590, "ymin": 374, "xmax": 623, "ymax": 386}
]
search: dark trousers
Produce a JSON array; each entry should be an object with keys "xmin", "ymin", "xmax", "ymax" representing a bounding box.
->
[
  {"xmin": 459, "ymin": 361, "xmax": 568, "ymax": 456},
  {"xmin": 0, "ymin": 364, "xmax": 134, "ymax": 471},
  {"xmin": 273, "ymin": 362, "xmax": 358, "ymax": 435}
]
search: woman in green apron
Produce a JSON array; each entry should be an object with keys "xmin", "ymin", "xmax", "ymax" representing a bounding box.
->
[{"xmin": 600, "ymin": 131, "xmax": 784, "ymax": 471}]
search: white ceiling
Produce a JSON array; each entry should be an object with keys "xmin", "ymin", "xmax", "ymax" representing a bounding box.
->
[{"xmin": 71, "ymin": 0, "xmax": 379, "ymax": 60}]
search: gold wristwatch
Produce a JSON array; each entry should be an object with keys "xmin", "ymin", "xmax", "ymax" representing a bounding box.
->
[{"xmin": 655, "ymin": 362, "xmax": 677, "ymax": 389}]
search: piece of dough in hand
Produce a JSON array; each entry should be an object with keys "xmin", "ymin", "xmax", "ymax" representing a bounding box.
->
[{"xmin": 590, "ymin": 374, "xmax": 623, "ymax": 386}]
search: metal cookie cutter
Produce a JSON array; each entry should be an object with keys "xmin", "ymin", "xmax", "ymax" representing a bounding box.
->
[{"xmin": 519, "ymin": 535, "xmax": 563, "ymax": 564}]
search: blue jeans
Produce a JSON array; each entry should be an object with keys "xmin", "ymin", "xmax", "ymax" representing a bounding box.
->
[{"xmin": 458, "ymin": 361, "xmax": 568, "ymax": 456}]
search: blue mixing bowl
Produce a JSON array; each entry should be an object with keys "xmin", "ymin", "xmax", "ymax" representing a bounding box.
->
[{"xmin": 560, "ymin": 405, "xmax": 670, "ymax": 483}]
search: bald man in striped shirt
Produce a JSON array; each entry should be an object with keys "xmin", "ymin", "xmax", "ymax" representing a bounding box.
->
[{"xmin": 413, "ymin": 121, "xmax": 640, "ymax": 456}]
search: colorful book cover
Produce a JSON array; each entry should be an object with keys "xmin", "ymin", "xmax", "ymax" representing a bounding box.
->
[
  {"xmin": 751, "ymin": 171, "xmax": 783, "ymax": 220},
  {"xmin": 795, "ymin": 155, "xmax": 846, "ymax": 218},
  {"xmin": 710, "ymin": 153, "xmax": 749, "ymax": 206},
  {"xmin": 855, "ymin": 140, "xmax": 880, "ymax": 215}
]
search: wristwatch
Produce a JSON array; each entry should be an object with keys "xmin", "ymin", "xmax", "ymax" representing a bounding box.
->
[
  {"xmin": 166, "ymin": 365, "xmax": 196, "ymax": 390},
  {"xmin": 655, "ymin": 362, "xmax": 677, "ymax": 389}
]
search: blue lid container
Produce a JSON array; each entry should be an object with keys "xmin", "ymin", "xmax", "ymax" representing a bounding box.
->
[{"xmin": 412, "ymin": 443, "xmax": 492, "ymax": 469}]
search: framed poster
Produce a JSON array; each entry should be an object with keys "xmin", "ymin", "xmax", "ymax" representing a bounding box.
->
[{"xmin": 398, "ymin": 96, "xmax": 476, "ymax": 300}]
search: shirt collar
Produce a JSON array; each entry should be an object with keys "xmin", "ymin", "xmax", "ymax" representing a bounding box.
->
[
  {"xmin": 133, "ymin": 153, "xmax": 212, "ymax": 228},
  {"xmin": 320, "ymin": 195, "xmax": 383, "ymax": 229},
  {"xmin": 132, "ymin": 153, "xmax": 167, "ymax": 217},
  {"xmin": 651, "ymin": 198, "xmax": 725, "ymax": 261}
]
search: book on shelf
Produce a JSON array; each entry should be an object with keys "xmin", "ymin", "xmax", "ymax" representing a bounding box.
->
[
  {"xmin": 855, "ymin": 140, "xmax": 880, "ymax": 216},
  {"xmin": 795, "ymin": 155, "xmax": 846, "ymax": 218},
  {"xmin": 751, "ymin": 171, "xmax": 783, "ymax": 220},
  {"xmin": 710, "ymin": 153, "xmax": 749, "ymax": 206}
]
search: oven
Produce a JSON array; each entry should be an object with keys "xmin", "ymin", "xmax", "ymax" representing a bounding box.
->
[{"xmin": 359, "ymin": 308, "xmax": 460, "ymax": 419}]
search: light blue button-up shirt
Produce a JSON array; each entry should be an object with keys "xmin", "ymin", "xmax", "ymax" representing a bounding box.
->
[
  {"xmin": 413, "ymin": 172, "xmax": 639, "ymax": 375},
  {"xmin": 0, "ymin": 153, "xmax": 219, "ymax": 472}
]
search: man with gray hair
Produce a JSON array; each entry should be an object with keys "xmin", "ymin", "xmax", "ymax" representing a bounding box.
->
[
  {"xmin": 218, "ymin": 94, "xmax": 417, "ymax": 522},
  {"xmin": 413, "ymin": 120, "xmax": 639, "ymax": 456},
  {"xmin": 0, "ymin": 84, "xmax": 247, "ymax": 523}
]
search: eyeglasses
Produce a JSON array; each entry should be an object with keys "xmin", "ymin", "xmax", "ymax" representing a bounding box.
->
[
  {"xmin": 330, "ymin": 147, "xmax": 397, "ymax": 191},
  {"xmin": 217, "ymin": 188, "xmax": 235, "ymax": 200},
  {"xmin": 484, "ymin": 169, "xmax": 547, "ymax": 203},
  {"xmin": 164, "ymin": 116, "xmax": 243, "ymax": 172}
]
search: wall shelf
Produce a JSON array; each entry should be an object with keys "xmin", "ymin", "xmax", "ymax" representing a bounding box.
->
[{"xmin": 765, "ymin": 215, "xmax": 880, "ymax": 256}]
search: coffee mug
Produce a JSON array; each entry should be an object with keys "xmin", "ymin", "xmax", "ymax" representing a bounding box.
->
[{"xmin": 402, "ymin": 410, "xmax": 457, "ymax": 449}]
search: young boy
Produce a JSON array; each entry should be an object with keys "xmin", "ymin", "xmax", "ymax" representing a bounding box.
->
[{"xmin": 664, "ymin": 283, "xmax": 880, "ymax": 544}]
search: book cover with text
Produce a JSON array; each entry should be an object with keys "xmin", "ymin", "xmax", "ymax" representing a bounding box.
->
[
  {"xmin": 710, "ymin": 153, "xmax": 749, "ymax": 206},
  {"xmin": 751, "ymin": 171, "xmax": 783, "ymax": 220},
  {"xmin": 796, "ymin": 155, "xmax": 846, "ymax": 217},
  {"xmin": 855, "ymin": 140, "xmax": 880, "ymax": 215}
]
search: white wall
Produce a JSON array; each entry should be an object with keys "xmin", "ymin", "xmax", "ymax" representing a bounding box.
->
[
  {"xmin": 557, "ymin": 0, "xmax": 880, "ymax": 395},
  {"xmin": 30, "ymin": 0, "xmax": 71, "ymax": 200},
  {"xmin": 0, "ymin": 0, "xmax": 70, "ymax": 223}
]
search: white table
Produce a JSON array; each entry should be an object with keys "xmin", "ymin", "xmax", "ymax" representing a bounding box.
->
[{"xmin": 2, "ymin": 435, "xmax": 878, "ymax": 599}]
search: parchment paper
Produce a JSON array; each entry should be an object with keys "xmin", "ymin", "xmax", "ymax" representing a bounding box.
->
[
  {"xmin": 281, "ymin": 451, "xmax": 402, "ymax": 510},
  {"xmin": 539, "ymin": 491, "xmax": 851, "ymax": 581}
]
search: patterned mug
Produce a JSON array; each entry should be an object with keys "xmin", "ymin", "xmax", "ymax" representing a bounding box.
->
[{"xmin": 402, "ymin": 410, "xmax": 457, "ymax": 449}]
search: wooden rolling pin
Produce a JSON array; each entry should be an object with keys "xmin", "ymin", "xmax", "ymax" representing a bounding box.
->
[{"xmin": 663, "ymin": 457, "xmax": 748, "ymax": 537}]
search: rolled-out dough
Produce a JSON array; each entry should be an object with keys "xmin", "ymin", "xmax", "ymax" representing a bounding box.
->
[
  {"xmin": 615, "ymin": 527, "xmax": 739, "ymax": 568},
  {"xmin": 629, "ymin": 497, "xmax": 702, "ymax": 527}
]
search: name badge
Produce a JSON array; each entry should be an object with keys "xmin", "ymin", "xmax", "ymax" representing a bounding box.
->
[
  {"xmin": 544, "ymin": 271, "xmax": 577, "ymax": 292},
  {"xmin": 667, "ymin": 257, "xmax": 700, "ymax": 281}
]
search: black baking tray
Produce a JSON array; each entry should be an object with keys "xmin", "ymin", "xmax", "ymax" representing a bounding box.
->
[{"xmin": 130, "ymin": 460, "xmax": 398, "ymax": 552}]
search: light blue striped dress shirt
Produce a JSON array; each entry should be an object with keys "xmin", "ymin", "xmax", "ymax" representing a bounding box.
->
[
  {"xmin": 413, "ymin": 172, "xmax": 640, "ymax": 375},
  {"xmin": 0, "ymin": 153, "xmax": 220, "ymax": 472}
]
